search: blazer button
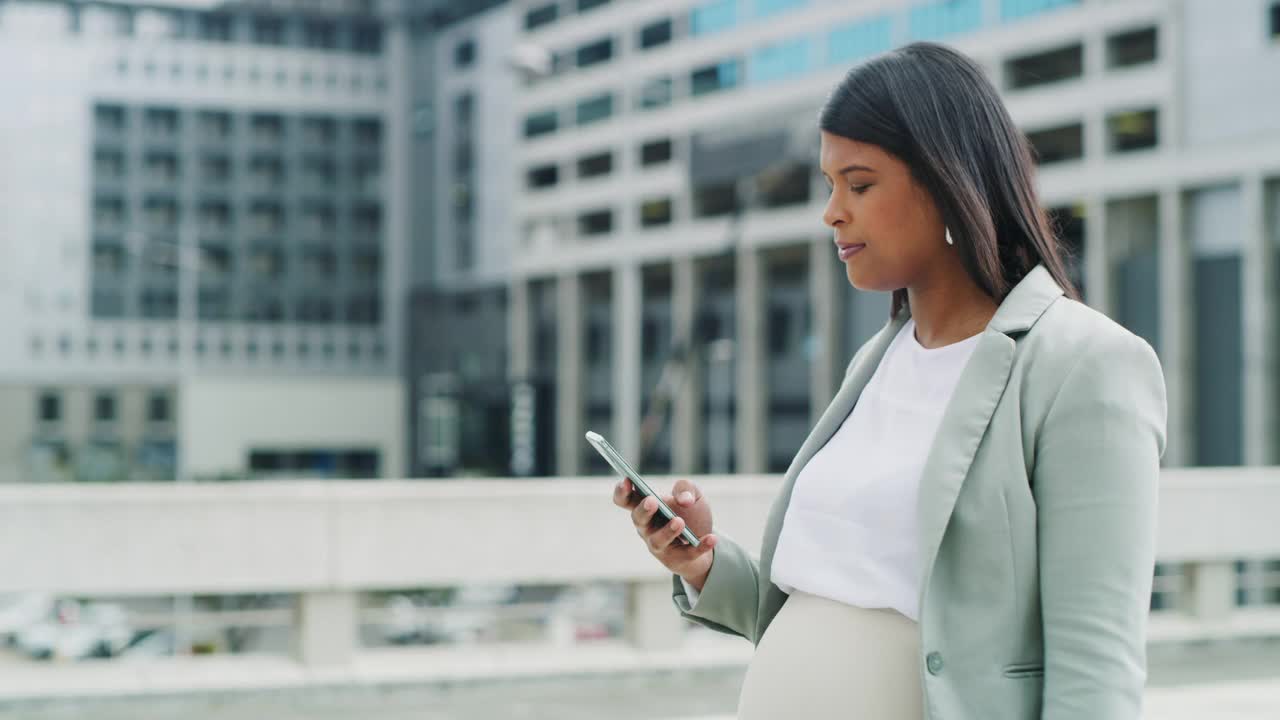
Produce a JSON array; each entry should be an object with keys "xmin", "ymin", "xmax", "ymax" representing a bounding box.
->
[{"xmin": 926, "ymin": 652, "xmax": 944, "ymax": 675}]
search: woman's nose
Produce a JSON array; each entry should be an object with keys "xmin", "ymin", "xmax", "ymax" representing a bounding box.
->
[{"xmin": 823, "ymin": 195, "xmax": 847, "ymax": 228}]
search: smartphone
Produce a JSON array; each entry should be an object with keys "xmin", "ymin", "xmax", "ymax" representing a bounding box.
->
[{"xmin": 586, "ymin": 430, "xmax": 700, "ymax": 548}]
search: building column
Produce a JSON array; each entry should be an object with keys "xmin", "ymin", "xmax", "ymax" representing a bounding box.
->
[
  {"xmin": 809, "ymin": 237, "xmax": 842, "ymax": 425},
  {"xmin": 735, "ymin": 245, "xmax": 767, "ymax": 474},
  {"xmin": 293, "ymin": 591, "xmax": 357, "ymax": 668},
  {"xmin": 1159, "ymin": 186, "xmax": 1193, "ymax": 468},
  {"xmin": 612, "ymin": 262, "xmax": 642, "ymax": 463},
  {"xmin": 1241, "ymin": 174, "xmax": 1275, "ymax": 467},
  {"xmin": 507, "ymin": 277, "xmax": 531, "ymax": 382},
  {"xmin": 626, "ymin": 578, "xmax": 685, "ymax": 650},
  {"xmin": 1083, "ymin": 194, "xmax": 1110, "ymax": 315},
  {"xmin": 556, "ymin": 272, "xmax": 584, "ymax": 476},
  {"xmin": 671, "ymin": 256, "xmax": 704, "ymax": 476}
]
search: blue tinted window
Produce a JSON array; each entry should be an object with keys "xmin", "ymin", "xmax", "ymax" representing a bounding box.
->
[
  {"xmin": 691, "ymin": 60, "xmax": 739, "ymax": 96},
  {"xmin": 828, "ymin": 15, "xmax": 892, "ymax": 65},
  {"xmin": 908, "ymin": 0, "xmax": 982, "ymax": 41},
  {"xmin": 753, "ymin": 0, "xmax": 807, "ymax": 19},
  {"xmin": 691, "ymin": 0, "xmax": 737, "ymax": 36},
  {"xmin": 1001, "ymin": 0, "xmax": 1079, "ymax": 22},
  {"xmin": 749, "ymin": 37, "xmax": 811, "ymax": 84}
]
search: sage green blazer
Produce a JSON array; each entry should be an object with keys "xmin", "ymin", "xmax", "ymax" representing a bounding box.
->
[{"xmin": 671, "ymin": 263, "xmax": 1168, "ymax": 719}]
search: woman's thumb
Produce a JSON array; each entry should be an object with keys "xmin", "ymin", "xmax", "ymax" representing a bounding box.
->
[{"xmin": 672, "ymin": 479, "xmax": 699, "ymax": 506}]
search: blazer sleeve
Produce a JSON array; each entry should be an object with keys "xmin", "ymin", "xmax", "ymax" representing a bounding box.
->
[
  {"xmin": 1033, "ymin": 332, "xmax": 1168, "ymax": 719},
  {"xmin": 670, "ymin": 531, "xmax": 761, "ymax": 642}
]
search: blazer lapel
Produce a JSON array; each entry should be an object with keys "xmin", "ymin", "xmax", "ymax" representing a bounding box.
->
[
  {"xmin": 752, "ymin": 264, "xmax": 1065, "ymax": 616},
  {"xmin": 915, "ymin": 264, "xmax": 1065, "ymax": 608}
]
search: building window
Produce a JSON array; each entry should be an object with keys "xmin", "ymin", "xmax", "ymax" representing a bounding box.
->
[
  {"xmin": 749, "ymin": 37, "xmax": 810, "ymax": 85},
  {"xmin": 577, "ymin": 152, "xmax": 613, "ymax": 179},
  {"xmin": 38, "ymin": 392, "xmax": 61, "ymax": 423},
  {"xmin": 455, "ymin": 39, "xmax": 476, "ymax": 68},
  {"xmin": 251, "ymin": 15, "xmax": 285, "ymax": 45},
  {"xmin": 576, "ymin": 37, "xmax": 613, "ymax": 68},
  {"xmin": 640, "ymin": 138, "xmax": 673, "ymax": 166},
  {"xmin": 639, "ymin": 19, "xmax": 672, "ymax": 50},
  {"xmin": 691, "ymin": 60, "xmax": 740, "ymax": 97},
  {"xmin": 1272, "ymin": 3, "xmax": 1280, "ymax": 41},
  {"xmin": 1106, "ymin": 26, "xmax": 1158, "ymax": 68},
  {"xmin": 1025, "ymin": 122, "xmax": 1084, "ymax": 165},
  {"xmin": 757, "ymin": 163, "xmax": 811, "ymax": 207},
  {"xmin": 352, "ymin": 22, "xmax": 382, "ymax": 54},
  {"xmin": 199, "ymin": 13, "xmax": 233, "ymax": 42},
  {"xmin": 303, "ymin": 19, "xmax": 337, "ymax": 48},
  {"xmin": 768, "ymin": 304, "xmax": 792, "ymax": 356},
  {"xmin": 527, "ymin": 164, "xmax": 559, "ymax": 189},
  {"xmin": 1005, "ymin": 43, "xmax": 1083, "ymax": 90},
  {"xmin": 640, "ymin": 197, "xmax": 673, "ymax": 227},
  {"xmin": 95, "ymin": 104, "xmax": 127, "ymax": 133},
  {"xmin": 694, "ymin": 182, "xmax": 739, "ymax": 217},
  {"xmin": 94, "ymin": 392, "xmax": 117, "ymax": 423},
  {"xmin": 525, "ymin": 4, "xmax": 558, "ymax": 30},
  {"xmin": 909, "ymin": 0, "xmax": 982, "ymax": 41},
  {"xmin": 638, "ymin": 76, "xmax": 672, "ymax": 110},
  {"xmin": 575, "ymin": 93, "xmax": 614, "ymax": 126},
  {"xmin": 524, "ymin": 110, "xmax": 558, "ymax": 138},
  {"xmin": 1000, "ymin": 0, "xmax": 1079, "ymax": 22},
  {"xmin": 577, "ymin": 209, "xmax": 613, "ymax": 237},
  {"xmin": 691, "ymin": 0, "xmax": 736, "ymax": 36},
  {"xmin": 578, "ymin": 0, "xmax": 610, "ymax": 12},
  {"xmin": 1107, "ymin": 108, "xmax": 1158, "ymax": 153},
  {"xmin": 347, "ymin": 295, "xmax": 382, "ymax": 325}
]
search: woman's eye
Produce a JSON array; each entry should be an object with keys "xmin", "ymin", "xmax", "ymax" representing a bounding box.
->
[{"xmin": 850, "ymin": 184, "xmax": 871, "ymax": 194}]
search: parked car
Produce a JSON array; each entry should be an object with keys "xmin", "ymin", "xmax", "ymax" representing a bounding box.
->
[
  {"xmin": 15, "ymin": 599, "xmax": 133, "ymax": 660},
  {"xmin": 380, "ymin": 584, "xmax": 520, "ymax": 646},
  {"xmin": 0, "ymin": 593, "xmax": 54, "ymax": 646}
]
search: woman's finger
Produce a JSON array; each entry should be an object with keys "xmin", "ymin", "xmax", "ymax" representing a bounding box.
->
[
  {"xmin": 612, "ymin": 479, "xmax": 634, "ymax": 509},
  {"xmin": 650, "ymin": 514, "xmax": 685, "ymax": 553},
  {"xmin": 631, "ymin": 494, "xmax": 658, "ymax": 529},
  {"xmin": 665, "ymin": 534, "xmax": 717, "ymax": 562}
]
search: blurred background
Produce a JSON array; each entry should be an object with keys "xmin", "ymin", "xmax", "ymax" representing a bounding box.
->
[{"xmin": 0, "ymin": 0, "xmax": 1278, "ymax": 717}]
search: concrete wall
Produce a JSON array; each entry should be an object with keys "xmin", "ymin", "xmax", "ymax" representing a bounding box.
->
[
  {"xmin": 178, "ymin": 375, "xmax": 405, "ymax": 479},
  {"xmin": 0, "ymin": 468, "xmax": 1277, "ymax": 595},
  {"xmin": 1181, "ymin": 0, "xmax": 1280, "ymax": 149}
]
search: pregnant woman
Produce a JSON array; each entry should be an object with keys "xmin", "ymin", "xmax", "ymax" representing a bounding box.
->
[{"xmin": 612, "ymin": 41, "xmax": 1166, "ymax": 719}]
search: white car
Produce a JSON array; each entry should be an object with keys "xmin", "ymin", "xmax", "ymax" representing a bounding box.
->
[
  {"xmin": 16, "ymin": 599, "xmax": 133, "ymax": 660},
  {"xmin": 0, "ymin": 593, "xmax": 54, "ymax": 645}
]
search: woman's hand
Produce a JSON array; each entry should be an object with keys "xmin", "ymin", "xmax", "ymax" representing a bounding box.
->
[{"xmin": 612, "ymin": 478, "xmax": 718, "ymax": 592}]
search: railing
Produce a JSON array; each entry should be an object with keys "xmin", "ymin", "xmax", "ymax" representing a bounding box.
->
[{"xmin": 1, "ymin": 468, "xmax": 1278, "ymax": 667}]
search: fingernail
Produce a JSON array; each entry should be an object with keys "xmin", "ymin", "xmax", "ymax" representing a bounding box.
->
[{"xmin": 679, "ymin": 491, "xmax": 693, "ymax": 504}]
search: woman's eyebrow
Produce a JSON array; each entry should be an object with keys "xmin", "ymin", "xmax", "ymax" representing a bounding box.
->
[
  {"xmin": 819, "ymin": 163, "xmax": 877, "ymax": 179},
  {"xmin": 835, "ymin": 163, "xmax": 876, "ymax": 175}
]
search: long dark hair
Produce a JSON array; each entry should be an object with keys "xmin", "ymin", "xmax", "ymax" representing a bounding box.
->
[{"xmin": 818, "ymin": 41, "xmax": 1082, "ymax": 319}]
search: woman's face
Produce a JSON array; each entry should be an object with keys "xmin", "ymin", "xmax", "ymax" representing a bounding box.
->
[{"xmin": 818, "ymin": 131, "xmax": 947, "ymax": 292}]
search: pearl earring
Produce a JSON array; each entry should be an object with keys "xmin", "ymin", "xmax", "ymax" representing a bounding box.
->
[{"xmin": 945, "ymin": 227, "xmax": 954, "ymax": 246}]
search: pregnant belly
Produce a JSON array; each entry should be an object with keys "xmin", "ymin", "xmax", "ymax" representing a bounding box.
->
[{"xmin": 736, "ymin": 590, "xmax": 924, "ymax": 720}]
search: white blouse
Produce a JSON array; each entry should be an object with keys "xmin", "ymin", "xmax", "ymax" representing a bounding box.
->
[{"xmin": 682, "ymin": 317, "xmax": 981, "ymax": 623}]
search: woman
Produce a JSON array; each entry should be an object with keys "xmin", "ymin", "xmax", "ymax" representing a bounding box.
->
[{"xmin": 611, "ymin": 42, "xmax": 1167, "ymax": 719}]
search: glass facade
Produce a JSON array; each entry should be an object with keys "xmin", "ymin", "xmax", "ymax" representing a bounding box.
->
[
  {"xmin": 1188, "ymin": 185, "xmax": 1244, "ymax": 467},
  {"xmin": 753, "ymin": 0, "xmax": 807, "ymax": 19},
  {"xmin": 1001, "ymin": 0, "xmax": 1079, "ymax": 22},
  {"xmin": 748, "ymin": 37, "xmax": 811, "ymax": 85},
  {"xmin": 691, "ymin": 0, "xmax": 737, "ymax": 36},
  {"xmin": 828, "ymin": 15, "xmax": 892, "ymax": 66},
  {"xmin": 908, "ymin": 0, "xmax": 982, "ymax": 41}
]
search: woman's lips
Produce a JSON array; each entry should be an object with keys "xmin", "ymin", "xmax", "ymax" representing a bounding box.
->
[{"xmin": 837, "ymin": 244, "xmax": 866, "ymax": 261}]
